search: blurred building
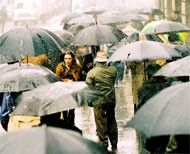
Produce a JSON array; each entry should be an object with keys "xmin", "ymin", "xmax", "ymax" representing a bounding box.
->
[{"xmin": 155, "ymin": 0, "xmax": 190, "ymax": 25}]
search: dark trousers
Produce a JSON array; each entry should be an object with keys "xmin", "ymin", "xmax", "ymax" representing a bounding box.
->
[{"xmin": 93, "ymin": 103, "xmax": 118, "ymax": 150}]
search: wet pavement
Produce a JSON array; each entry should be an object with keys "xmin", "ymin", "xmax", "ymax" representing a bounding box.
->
[{"xmin": 75, "ymin": 73, "xmax": 141, "ymax": 154}]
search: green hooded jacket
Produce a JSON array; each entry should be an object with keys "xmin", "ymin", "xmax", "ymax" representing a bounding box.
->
[{"xmin": 86, "ymin": 62, "xmax": 117, "ymax": 107}]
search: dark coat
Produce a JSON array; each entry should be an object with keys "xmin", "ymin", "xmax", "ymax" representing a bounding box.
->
[{"xmin": 137, "ymin": 77, "xmax": 171, "ymax": 110}]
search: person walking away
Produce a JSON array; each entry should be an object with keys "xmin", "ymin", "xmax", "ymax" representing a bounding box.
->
[
  {"xmin": 38, "ymin": 112, "xmax": 82, "ymax": 135},
  {"xmin": 0, "ymin": 7, "xmax": 7, "ymax": 34},
  {"xmin": 56, "ymin": 51, "xmax": 82, "ymax": 125},
  {"xmin": 137, "ymin": 64, "xmax": 171, "ymax": 154},
  {"xmin": 86, "ymin": 50, "xmax": 118, "ymax": 154},
  {"xmin": 171, "ymin": 10, "xmax": 181, "ymax": 23},
  {"xmin": 7, "ymin": 54, "xmax": 52, "ymax": 132}
]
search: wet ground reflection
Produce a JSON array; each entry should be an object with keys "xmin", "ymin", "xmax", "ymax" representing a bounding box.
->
[{"xmin": 75, "ymin": 74, "xmax": 140, "ymax": 154}]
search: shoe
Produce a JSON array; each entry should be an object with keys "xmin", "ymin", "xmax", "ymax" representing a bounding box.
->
[{"xmin": 111, "ymin": 148, "xmax": 118, "ymax": 154}]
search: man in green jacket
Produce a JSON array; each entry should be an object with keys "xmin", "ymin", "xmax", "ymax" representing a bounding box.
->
[{"xmin": 86, "ymin": 50, "xmax": 118, "ymax": 154}]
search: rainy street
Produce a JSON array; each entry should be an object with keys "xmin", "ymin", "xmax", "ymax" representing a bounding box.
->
[
  {"xmin": 0, "ymin": 0, "xmax": 190, "ymax": 154},
  {"xmin": 0, "ymin": 13, "xmax": 142, "ymax": 154}
]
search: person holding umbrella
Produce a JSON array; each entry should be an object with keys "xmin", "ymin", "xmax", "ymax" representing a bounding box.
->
[
  {"xmin": 56, "ymin": 51, "xmax": 82, "ymax": 125},
  {"xmin": 137, "ymin": 64, "xmax": 171, "ymax": 154},
  {"xmin": 86, "ymin": 50, "xmax": 118, "ymax": 154}
]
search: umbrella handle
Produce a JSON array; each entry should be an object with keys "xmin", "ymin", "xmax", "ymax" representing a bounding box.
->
[
  {"xmin": 27, "ymin": 55, "xmax": 28, "ymax": 63},
  {"xmin": 19, "ymin": 60, "xmax": 22, "ymax": 68}
]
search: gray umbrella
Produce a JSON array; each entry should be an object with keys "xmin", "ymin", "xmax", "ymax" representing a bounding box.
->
[
  {"xmin": 154, "ymin": 56, "xmax": 190, "ymax": 77},
  {"xmin": 53, "ymin": 30, "xmax": 74, "ymax": 46},
  {"xmin": 72, "ymin": 24, "xmax": 126, "ymax": 46},
  {"xmin": 0, "ymin": 28, "xmax": 65, "ymax": 72},
  {"xmin": 12, "ymin": 81, "xmax": 102, "ymax": 116},
  {"xmin": 143, "ymin": 20, "xmax": 190, "ymax": 34},
  {"xmin": 108, "ymin": 40, "xmax": 181, "ymax": 63},
  {"xmin": 0, "ymin": 127, "xmax": 108, "ymax": 154},
  {"xmin": 0, "ymin": 63, "xmax": 59, "ymax": 92},
  {"xmin": 126, "ymin": 82, "xmax": 190, "ymax": 137}
]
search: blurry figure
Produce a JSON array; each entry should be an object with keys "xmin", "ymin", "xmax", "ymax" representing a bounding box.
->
[
  {"xmin": 38, "ymin": 112, "xmax": 82, "ymax": 135},
  {"xmin": 0, "ymin": 7, "xmax": 7, "ymax": 33},
  {"xmin": 76, "ymin": 46, "xmax": 94, "ymax": 81},
  {"xmin": 107, "ymin": 41, "xmax": 126, "ymax": 84},
  {"xmin": 68, "ymin": 24, "xmax": 85, "ymax": 35},
  {"xmin": 137, "ymin": 63, "xmax": 171, "ymax": 110},
  {"xmin": 137, "ymin": 64, "xmax": 171, "ymax": 154},
  {"xmin": 0, "ymin": 92, "xmax": 19, "ymax": 131},
  {"xmin": 144, "ymin": 13, "xmax": 155, "ymax": 26},
  {"xmin": 86, "ymin": 50, "xmax": 118, "ymax": 154},
  {"xmin": 166, "ymin": 135, "xmax": 190, "ymax": 153},
  {"xmin": 20, "ymin": 54, "xmax": 52, "ymax": 70},
  {"xmin": 56, "ymin": 51, "xmax": 82, "ymax": 125},
  {"xmin": 7, "ymin": 54, "xmax": 53, "ymax": 132},
  {"xmin": 131, "ymin": 21, "xmax": 144, "ymax": 31},
  {"xmin": 127, "ymin": 61, "xmax": 146, "ymax": 111},
  {"xmin": 171, "ymin": 10, "xmax": 181, "ymax": 23},
  {"xmin": 168, "ymin": 32, "xmax": 183, "ymax": 45}
]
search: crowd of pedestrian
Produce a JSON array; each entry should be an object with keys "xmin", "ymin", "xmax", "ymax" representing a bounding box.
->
[{"xmin": 0, "ymin": 7, "xmax": 190, "ymax": 154}]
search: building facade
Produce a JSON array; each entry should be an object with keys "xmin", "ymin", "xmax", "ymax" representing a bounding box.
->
[{"xmin": 156, "ymin": 0, "xmax": 190, "ymax": 25}]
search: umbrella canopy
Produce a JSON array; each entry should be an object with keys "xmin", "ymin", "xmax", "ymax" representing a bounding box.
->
[
  {"xmin": 67, "ymin": 15, "xmax": 96, "ymax": 25},
  {"xmin": 82, "ymin": 7, "xmax": 106, "ymax": 15},
  {"xmin": 0, "ymin": 127, "xmax": 108, "ymax": 154},
  {"xmin": 126, "ymin": 82, "xmax": 190, "ymax": 137},
  {"xmin": 142, "ymin": 20, "xmax": 190, "ymax": 34},
  {"xmin": 0, "ymin": 63, "xmax": 59, "ymax": 92},
  {"xmin": 154, "ymin": 56, "xmax": 190, "ymax": 77},
  {"xmin": 0, "ymin": 27, "xmax": 64, "ymax": 64},
  {"xmin": 98, "ymin": 13, "xmax": 130, "ymax": 25},
  {"xmin": 108, "ymin": 40, "xmax": 181, "ymax": 63},
  {"xmin": 60, "ymin": 12, "xmax": 83, "ymax": 24},
  {"xmin": 124, "ymin": 14, "xmax": 146, "ymax": 22},
  {"xmin": 53, "ymin": 30, "xmax": 74, "ymax": 46},
  {"xmin": 72, "ymin": 24, "xmax": 126, "ymax": 46},
  {"xmin": 12, "ymin": 81, "xmax": 102, "ymax": 116}
]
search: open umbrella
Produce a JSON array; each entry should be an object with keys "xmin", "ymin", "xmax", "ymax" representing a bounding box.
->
[
  {"xmin": 0, "ymin": 62, "xmax": 59, "ymax": 92},
  {"xmin": 0, "ymin": 27, "xmax": 65, "ymax": 64},
  {"xmin": 0, "ymin": 127, "xmax": 108, "ymax": 154},
  {"xmin": 142, "ymin": 20, "xmax": 190, "ymax": 34},
  {"xmin": 98, "ymin": 13, "xmax": 130, "ymax": 25},
  {"xmin": 154, "ymin": 56, "xmax": 190, "ymax": 77},
  {"xmin": 60, "ymin": 12, "xmax": 83, "ymax": 24},
  {"xmin": 12, "ymin": 81, "xmax": 102, "ymax": 116},
  {"xmin": 72, "ymin": 24, "xmax": 126, "ymax": 46},
  {"xmin": 82, "ymin": 7, "xmax": 106, "ymax": 15},
  {"xmin": 126, "ymin": 82, "xmax": 190, "ymax": 137},
  {"xmin": 67, "ymin": 14, "xmax": 96, "ymax": 25},
  {"xmin": 108, "ymin": 40, "xmax": 181, "ymax": 63},
  {"xmin": 53, "ymin": 30, "xmax": 74, "ymax": 46}
]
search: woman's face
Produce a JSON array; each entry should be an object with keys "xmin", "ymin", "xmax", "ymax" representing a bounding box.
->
[{"xmin": 64, "ymin": 54, "xmax": 73, "ymax": 67}]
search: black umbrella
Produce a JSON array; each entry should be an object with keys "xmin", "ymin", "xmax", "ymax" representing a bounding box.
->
[
  {"xmin": 0, "ymin": 62, "xmax": 59, "ymax": 92},
  {"xmin": 72, "ymin": 24, "xmax": 126, "ymax": 46},
  {"xmin": 0, "ymin": 27, "xmax": 66, "ymax": 67},
  {"xmin": 0, "ymin": 127, "xmax": 108, "ymax": 154}
]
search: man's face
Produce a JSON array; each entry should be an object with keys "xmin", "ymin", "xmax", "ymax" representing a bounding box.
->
[
  {"xmin": 76, "ymin": 46, "xmax": 89, "ymax": 56},
  {"xmin": 64, "ymin": 54, "xmax": 73, "ymax": 67}
]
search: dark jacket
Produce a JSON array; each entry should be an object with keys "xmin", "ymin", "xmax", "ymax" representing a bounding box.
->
[{"xmin": 86, "ymin": 62, "xmax": 117, "ymax": 107}]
